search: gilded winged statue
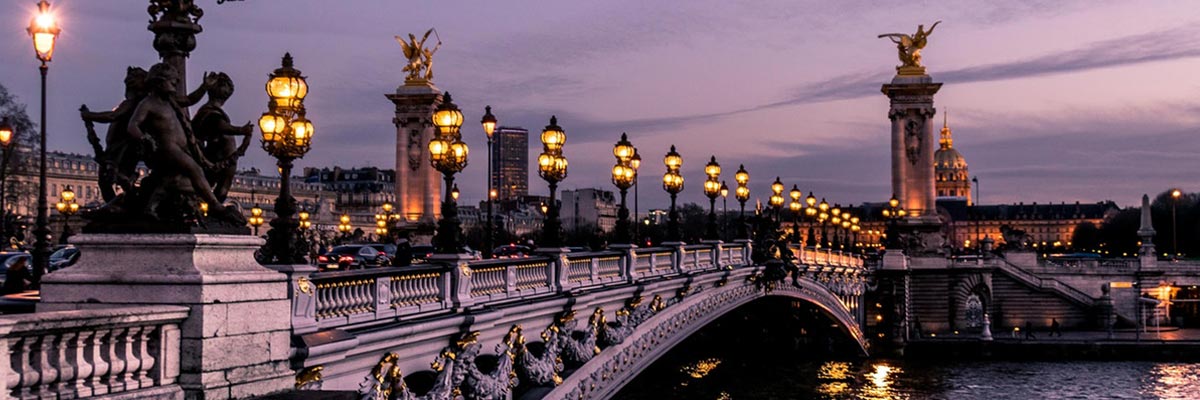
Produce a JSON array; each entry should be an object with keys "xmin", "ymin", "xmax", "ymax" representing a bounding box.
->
[
  {"xmin": 395, "ymin": 29, "xmax": 441, "ymax": 83},
  {"xmin": 878, "ymin": 21, "xmax": 940, "ymax": 73}
]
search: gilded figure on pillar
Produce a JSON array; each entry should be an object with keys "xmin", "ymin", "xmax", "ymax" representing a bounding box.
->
[
  {"xmin": 878, "ymin": 21, "xmax": 941, "ymax": 75},
  {"xmin": 395, "ymin": 28, "xmax": 441, "ymax": 84}
]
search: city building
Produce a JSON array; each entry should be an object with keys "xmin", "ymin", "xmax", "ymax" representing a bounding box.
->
[
  {"xmin": 491, "ymin": 126, "xmax": 529, "ymax": 201},
  {"xmin": 561, "ymin": 188, "xmax": 618, "ymax": 233},
  {"xmin": 935, "ymin": 116, "xmax": 971, "ymax": 204}
]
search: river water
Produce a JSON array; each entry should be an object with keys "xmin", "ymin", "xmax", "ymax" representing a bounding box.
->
[
  {"xmin": 616, "ymin": 358, "xmax": 1200, "ymax": 399},
  {"xmin": 613, "ymin": 298, "xmax": 1200, "ymax": 399}
]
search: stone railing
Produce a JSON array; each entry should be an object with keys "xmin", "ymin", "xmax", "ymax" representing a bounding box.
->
[
  {"xmin": 790, "ymin": 246, "xmax": 865, "ymax": 269},
  {"xmin": 283, "ymin": 242, "xmax": 867, "ymax": 332},
  {"xmin": 0, "ymin": 305, "xmax": 188, "ymax": 399}
]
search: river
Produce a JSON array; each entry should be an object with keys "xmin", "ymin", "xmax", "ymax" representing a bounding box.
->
[{"xmin": 613, "ymin": 298, "xmax": 1200, "ymax": 399}]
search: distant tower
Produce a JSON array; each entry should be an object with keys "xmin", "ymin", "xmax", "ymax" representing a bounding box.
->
[
  {"xmin": 934, "ymin": 111, "xmax": 971, "ymax": 204},
  {"xmin": 491, "ymin": 126, "xmax": 529, "ymax": 200}
]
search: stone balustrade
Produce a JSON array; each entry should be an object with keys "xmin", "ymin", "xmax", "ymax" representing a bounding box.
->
[
  {"xmin": 0, "ymin": 305, "xmax": 188, "ymax": 400},
  {"xmin": 287, "ymin": 242, "xmax": 866, "ymax": 332}
]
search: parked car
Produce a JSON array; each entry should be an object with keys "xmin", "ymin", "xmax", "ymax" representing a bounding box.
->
[
  {"xmin": 366, "ymin": 244, "xmax": 397, "ymax": 262},
  {"xmin": 316, "ymin": 245, "xmax": 390, "ymax": 271},
  {"xmin": 492, "ymin": 245, "xmax": 532, "ymax": 259},
  {"xmin": 49, "ymin": 245, "xmax": 81, "ymax": 272},
  {"xmin": 0, "ymin": 252, "xmax": 31, "ymax": 294}
]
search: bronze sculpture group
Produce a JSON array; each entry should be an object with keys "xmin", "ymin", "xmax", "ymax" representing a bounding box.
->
[{"xmin": 80, "ymin": 62, "xmax": 249, "ymax": 232}]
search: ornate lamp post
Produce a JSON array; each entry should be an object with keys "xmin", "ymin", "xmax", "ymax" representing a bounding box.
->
[
  {"xmin": 840, "ymin": 213, "xmax": 852, "ymax": 250},
  {"xmin": 54, "ymin": 186, "xmax": 78, "ymax": 244},
  {"xmin": 720, "ymin": 181, "xmax": 729, "ymax": 240},
  {"xmin": 804, "ymin": 192, "xmax": 817, "ymax": 246},
  {"xmin": 611, "ymin": 133, "xmax": 636, "ymax": 244},
  {"xmin": 662, "ymin": 146, "xmax": 684, "ymax": 242},
  {"xmin": 257, "ymin": 54, "xmax": 314, "ymax": 264},
  {"xmin": 817, "ymin": 198, "xmax": 830, "ymax": 248},
  {"xmin": 28, "ymin": 0, "xmax": 60, "ymax": 285},
  {"xmin": 248, "ymin": 205, "xmax": 265, "ymax": 236},
  {"xmin": 537, "ymin": 117, "xmax": 568, "ymax": 247},
  {"xmin": 788, "ymin": 185, "xmax": 802, "ymax": 244},
  {"xmin": 481, "ymin": 106, "xmax": 497, "ymax": 258},
  {"xmin": 429, "ymin": 93, "xmax": 469, "ymax": 254},
  {"xmin": 0, "ymin": 119, "xmax": 16, "ymax": 243},
  {"xmin": 703, "ymin": 156, "xmax": 722, "ymax": 241},
  {"xmin": 337, "ymin": 213, "xmax": 353, "ymax": 241},
  {"xmin": 768, "ymin": 177, "xmax": 785, "ymax": 224},
  {"xmin": 630, "ymin": 150, "xmax": 642, "ymax": 243},
  {"xmin": 734, "ymin": 165, "xmax": 749, "ymax": 239},
  {"xmin": 830, "ymin": 204, "xmax": 843, "ymax": 249},
  {"xmin": 374, "ymin": 212, "xmax": 389, "ymax": 239},
  {"xmin": 850, "ymin": 216, "xmax": 861, "ymax": 252},
  {"xmin": 882, "ymin": 195, "xmax": 907, "ymax": 248},
  {"xmin": 1171, "ymin": 188, "xmax": 1182, "ymax": 259}
]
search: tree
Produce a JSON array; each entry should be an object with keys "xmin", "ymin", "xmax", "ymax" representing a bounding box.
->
[{"xmin": 0, "ymin": 83, "xmax": 39, "ymax": 246}]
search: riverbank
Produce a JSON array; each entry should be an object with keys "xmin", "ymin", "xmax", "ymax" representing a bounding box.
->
[{"xmin": 902, "ymin": 329, "xmax": 1200, "ymax": 361}]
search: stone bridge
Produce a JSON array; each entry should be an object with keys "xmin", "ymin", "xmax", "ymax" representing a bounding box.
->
[{"xmin": 280, "ymin": 242, "xmax": 867, "ymax": 399}]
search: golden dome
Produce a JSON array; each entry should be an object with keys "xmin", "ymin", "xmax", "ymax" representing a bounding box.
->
[{"xmin": 935, "ymin": 114, "xmax": 966, "ymax": 171}]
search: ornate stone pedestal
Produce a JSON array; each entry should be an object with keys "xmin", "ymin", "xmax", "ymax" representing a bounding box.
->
[
  {"xmin": 388, "ymin": 82, "xmax": 444, "ymax": 244},
  {"xmin": 39, "ymin": 234, "xmax": 293, "ymax": 400}
]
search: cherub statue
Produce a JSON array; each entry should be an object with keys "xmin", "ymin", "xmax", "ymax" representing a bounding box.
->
[
  {"xmin": 395, "ymin": 29, "xmax": 441, "ymax": 83},
  {"xmin": 878, "ymin": 21, "xmax": 941, "ymax": 73},
  {"xmin": 191, "ymin": 72, "xmax": 252, "ymax": 203},
  {"xmin": 81, "ymin": 67, "xmax": 213, "ymax": 202},
  {"xmin": 127, "ymin": 62, "xmax": 242, "ymax": 224}
]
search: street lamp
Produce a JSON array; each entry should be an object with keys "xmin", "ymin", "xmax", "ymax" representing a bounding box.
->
[
  {"xmin": 1172, "ymin": 188, "xmax": 1182, "ymax": 260},
  {"xmin": 830, "ymin": 204, "xmax": 843, "ymax": 249},
  {"xmin": 631, "ymin": 150, "xmax": 642, "ymax": 243},
  {"xmin": 769, "ymin": 177, "xmax": 785, "ymax": 222},
  {"xmin": 248, "ymin": 205, "xmax": 265, "ymax": 236},
  {"xmin": 818, "ymin": 198, "xmax": 830, "ymax": 248},
  {"xmin": 299, "ymin": 210, "xmax": 311, "ymax": 230},
  {"xmin": 538, "ymin": 116, "xmax": 568, "ymax": 247},
  {"xmin": 703, "ymin": 156, "xmax": 721, "ymax": 241},
  {"xmin": 0, "ymin": 118, "xmax": 16, "ymax": 244},
  {"xmin": 54, "ymin": 185, "xmax": 78, "ymax": 244},
  {"xmin": 337, "ymin": 213, "xmax": 353, "ymax": 241},
  {"xmin": 720, "ymin": 181, "xmax": 729, "ymax": 240},
  {"xmin": 611, "ymin": 133, "xmax": 636, "ymax": 244},
  {"xmin": 429, "ymin": 93, "xmax": 469, "ymax": 254},
  {"xmin": 481, "ymin": 106, "xmax": 497, "ymax": 258},
  {"xmin": 789, "ymin": 185, "xmax": 802, "ymax": 244},
  {"xmin": 883, "ymin": 195, "xmax": 907, "ymax": 249},
  {"xmin": 27, "ymin": 0, "xmax": 60, "ymax": 286},
  {"xmin": 805, "ymin": 192, "xmax": 817, "ymax": 246},
  {"xmin": 662, "ymin": 145, "xmax": 684, "ymax": 242},
  {"xmin": 735, "ymin": 165, "xmax": 750, "ymax": 239},
  {"xmin": 258, "ymin": 53, "xmax": 314, "ymax": 265}
]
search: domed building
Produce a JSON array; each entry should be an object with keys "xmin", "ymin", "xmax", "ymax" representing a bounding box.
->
[{"xmin": 935, "ymin": 113, "xmax": 971, "ymax": 205}]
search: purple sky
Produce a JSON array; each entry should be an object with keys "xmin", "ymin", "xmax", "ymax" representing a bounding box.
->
[{"xmin": 2, "ymin": 0, "xmax": 1199, "ymax": 210}]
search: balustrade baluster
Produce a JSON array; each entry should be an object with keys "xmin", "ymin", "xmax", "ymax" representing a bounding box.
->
[
  {"xmin": 133, "ymin": 325, "xmax": 154, "ymax": 387},
  {"xmin": 121, "ymin": 326, "xmax": 142, "ymax": 390},
  {"xmin": 87, "ymin": 329, "xmax": 110, "ymax": 396},
  {"xmin": 34, "ymin": 332, "xmax": 57, "ymax": 396},
  {"xmin": 15, "ymin": 336, "xmax": 38, "ymax": 399},
  {"xmin": 50, "ymin": 331, "xmax": 74, "ymax": 395},
  {"xmin": 104, "ymin": 327, "xmax": 126, "ymax": 393},
  {"xmin": 70, "ymin": 330, "xmax": 94, "ymax": 398}
]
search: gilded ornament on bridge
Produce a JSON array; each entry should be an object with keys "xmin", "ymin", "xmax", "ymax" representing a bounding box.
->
[
  {"xmin": 396, "ymin": 29, "xmax": 441, "ymax": 85},
  {"xmin": 878, "ymin": 21, "xmax": 940, "ymax": 76},
  {"xmin": 295, "ymin": 365, "xmax": 322, "ymax": 390},
  {"xmin": 297, "ymin": 277, "xmax": 312, "ymax": 295}
]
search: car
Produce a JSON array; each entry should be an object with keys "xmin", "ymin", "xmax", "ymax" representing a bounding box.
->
[
  {"xmin": 49, "ymin": 245, "xmax": 81, "ymax": 272},
  {"xmin": 316, "ymin": 245, "xmax": 390, "ymax": 271},
  {"xmin": 410, "ymin": 245, "xmax": 435, "ymax": 263},
  {"xmin": 366, "ymin": 244, "xmax": 398, "ymax": 263},
  {"xmin": 491, "ymin": 245, "xmax": 532, "ymax": 259}
]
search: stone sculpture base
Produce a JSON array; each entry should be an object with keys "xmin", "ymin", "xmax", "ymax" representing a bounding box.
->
[{"xmin": 39, "ymin": 234, "xmax": 293, "ymax": 400}]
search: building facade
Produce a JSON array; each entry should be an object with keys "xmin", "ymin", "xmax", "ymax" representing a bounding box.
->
[
  {"xmin": 491, "ymin": 126, "xmax": 529, "ymax": 201},
  {"xmin": 561, "ymin": 188, "xmax": 618, "ymax": 234}
]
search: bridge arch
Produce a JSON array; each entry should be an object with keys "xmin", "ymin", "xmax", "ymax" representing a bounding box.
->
[{"xmin": 544, "ymin": 271, "xmax": 867, "ymax": 399}]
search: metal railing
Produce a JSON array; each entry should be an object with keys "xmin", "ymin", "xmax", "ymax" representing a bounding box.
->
[{"xmin": 281, "ymin": 241, "xmax": 867, "ymax": 333}]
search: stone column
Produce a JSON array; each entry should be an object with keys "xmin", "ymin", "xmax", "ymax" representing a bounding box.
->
[
  {"xmin": 388, "ymin": 82, "xmax": 443, "ymax": 242},
  {"xmin": 39, "ymin": 234, "xmax": 293, "ymax": 400},
  {"xmin": 882, "ymin": 75, "xmax": 942, "ymax": 221}
]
